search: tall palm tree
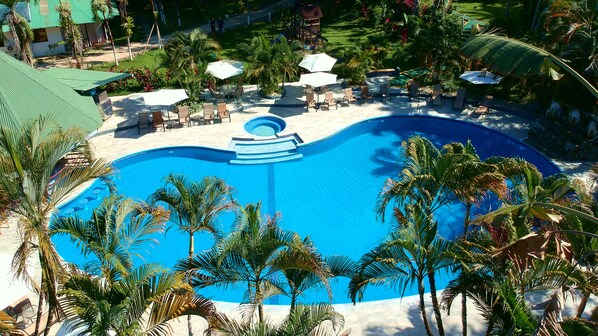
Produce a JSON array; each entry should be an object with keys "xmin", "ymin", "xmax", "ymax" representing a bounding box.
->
[
  {"xmin": 149, "ymin": 174, "xmax": 235, "ymax": 336},
  {"xmin": 350, "ymin": 202, "xmax": 454, "ymax": 336},
  {"xmin": 0, "ymin": 0, "xmax": 34, "ymax": 65},
  {"xmin": 209, "ymin": 303, "xmax": 350, "ymax": 336},
  {"xmin": 57, "ymin": 0, "xmax": 84, "ymax": 68},
  {"xmin": 0, "ymin": 117, "xmax": 112, "ymax": 336},
  {"xmin": 176, "ymin": 202, "xmax": 331, "ymax": 323},
  {"xmin": 91, "ymin": 0, "xmax": 118, "ymax": 65},
  {"xmin": 148, "ymin": 174, "xmax": 235, "ymax": 259},
  {"xmin": 121, "ymin": 16, "xmax": 134, "ymax": 61}
]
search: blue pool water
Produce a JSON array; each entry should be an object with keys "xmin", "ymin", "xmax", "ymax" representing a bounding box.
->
[{"xmin": 54, "ymin": 116, "xmax": 559, "ymax": 304}]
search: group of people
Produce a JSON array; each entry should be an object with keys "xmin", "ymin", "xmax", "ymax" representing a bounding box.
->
[{"xmin": 210, "ymin": 17, "xmax": 225, "ymax": 37}]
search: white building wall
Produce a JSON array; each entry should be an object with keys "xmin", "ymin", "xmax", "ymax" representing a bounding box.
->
[{"xmin": 31, "ymin": 27, "xmax": 66, "ymax": 56}]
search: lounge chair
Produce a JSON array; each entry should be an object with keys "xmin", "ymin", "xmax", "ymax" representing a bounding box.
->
[
  {"xmin": 137, "ymin": 112, "xmax": 151, "ymax": 134},
  {"xmin": 177, "ymin": 106, "xmax": 190, "ymax": 127},
  {"xmin": 217, "ymin": 102, "xmax": 231, "ymax": 122},
  {"xmin": 380, "ymin": 83, "xmax": 391, "ymax": 102},
  {"xmin": 203, "ymin": 103, "xmax": 215, "ymax": 124},
  {"xmin": 360, "ymin": 86, "xmax": 374, "ymax": 103},
  {"xmin": 306, "ymin": 92, "xmax": 317, "ymax": 112},
  {"xmin": 151, "ymin": 111, "xmax": 166, "ymax": 132},
  {"xmin": 408, "ymin": 81, "xmax": 420, "ymax": 101},
  {"xmin": 430, "ymin": 84, "xmax": 442, "ymax": 106},
  {"xmin": 341, "ymin": 88, "xmax": 357, "ymax": 106},
  {"xmin": 453, "ymin": 88, "xmax": 466, "ymax": 110},
  {"xmin": 4, "ymin": 296, "xmax": 36, "ymax": 330},
  {"xmin": 474, "ymin": 95, "xmax": 493, "ymax": 115},
  {"xmin": 320, "ymin": 91, "xmax": 337, "ymax": 110}
]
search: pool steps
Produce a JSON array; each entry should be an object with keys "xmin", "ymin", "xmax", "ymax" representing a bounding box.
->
[{"xmin": 229, "ymin": 134, "xmax": 303, "ymax": 165}]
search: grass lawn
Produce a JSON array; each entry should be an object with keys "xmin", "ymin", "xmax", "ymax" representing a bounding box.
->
[
  {"xmin": 453, "ymin": 0, "xmax": 524, "ymax": 31},
  {"xmin": 91, "ymin": 49, "xmax": 166, "ymax": 72}
]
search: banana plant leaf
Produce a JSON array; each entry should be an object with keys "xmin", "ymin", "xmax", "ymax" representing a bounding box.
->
[{"xmin": 462, "ymin": 34, "xmax": 598, "ymax": 100}]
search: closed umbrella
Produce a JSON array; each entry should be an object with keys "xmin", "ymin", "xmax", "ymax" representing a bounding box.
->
[
  {"xmin": 459, "ymin": 70, "xmax": 503, "ymax": 84},
  {"xmin": 299, "ymin": 72, "xmax": 338, "ymax": 102},
  {"xmin": 299, "ymin": 53, "xmax": 337, "ymax": 72},
  {"xmin": 206, "ymin": 60, "xmax": 245, "ymax": 80}
]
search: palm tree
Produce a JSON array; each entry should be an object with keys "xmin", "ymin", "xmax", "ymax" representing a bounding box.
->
[
  {"xmin": 0, "ymin": 117, "xmax": 112, "ymax": 336},
  {"xmin": 91, "ymin": 0, "xmax": 119, "ymax": 65},
  {"xmin": 282, "ymin": 254, "xmax": 357, "ymax": 312},
  {"xmin": 0, "ymin": 0, "xmax": 34, "ymax": 65},
  {"xmin": 461, "ymin": 33, "xmax": 598, "ymax": 100},
  {"xmin": 57, "ymin": 0, "xmax": 84, "ymax": 68},
  {"xmin": 60, "ymin": 264, "xmax": 216, "ymax": 336},
  {"xmin": 209, "ymin": 303, "xmax": 350, "ymax": 336},
  {"xmin": 50, "ymin": 194, "xmax": 168, "ymax": 281},
  {"xmin": 51, "ymin": 194, "xmax": 216, "ymax": 335},
  {"xmin": 121, "ymin": 16, "xmax": 135, "ymax": 61},
  {"xmin": 338, "ymin": 46, "xmax": 376, "ymax": 85},
  {"xmin": 350, "ymin": 202, "xmax": 454, "ymax": 336},
  {"xmin": 176, "ymin": 202, "xmax": 331, "ymax": 323},
  {"xmin": 148, "ymin": 174, "xmax": 235, "ymax": 336},
  {"xmin": 237, "ymin": 35, "xmax": 302, "ymax": 95},
  {"xmin": 148, "ymin": 174, "xmax": 235, "ymax": 259},
  {"xmin": 162, "ymin": 29, "xmax": 220, "ymax": 100}
]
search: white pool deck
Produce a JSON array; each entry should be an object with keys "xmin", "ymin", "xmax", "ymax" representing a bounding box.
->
[{"xmin": 1, "ymin": 80, "xmax": 596, "ymax": 335}]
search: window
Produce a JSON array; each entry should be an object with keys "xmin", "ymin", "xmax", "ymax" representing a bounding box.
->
[{"xmin": 33, "ymin": 29, "xmax": 48, "ymax": 42}]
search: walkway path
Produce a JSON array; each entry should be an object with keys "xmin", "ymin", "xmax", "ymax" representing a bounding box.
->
[{"xmin": 36, "ymin": 0, "xmax": 294, "ymax": 69}]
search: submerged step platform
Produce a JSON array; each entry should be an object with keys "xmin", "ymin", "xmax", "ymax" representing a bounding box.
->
[{"xmin": 229, "ymin": 134, "xmax": 304, "ymax": 165}]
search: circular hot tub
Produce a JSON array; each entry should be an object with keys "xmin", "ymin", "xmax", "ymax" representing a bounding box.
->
[{"xmin": 244, "ymin": 116, "xmax": 287, "ymax": 137}]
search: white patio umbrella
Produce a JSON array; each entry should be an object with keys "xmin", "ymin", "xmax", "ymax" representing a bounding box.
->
[
  {"xmin": 459, "ymin": 70, "xmax": 503, "ymax": 84},
  {"xmin": 206, "ymin": 60, "xmax": 245, "ymax": 80},
  {"xmin": 299, "ymin": 53, "xmax": 337, "ymax": 72},
  {"xmin": 140, "ymin": 89, "xmax": 189, "ymax": 119},
  {"xmin": 299, "ymin": 72, "xmax": 338, "ymax": 102},
  {"xmin": 141, "ymin": 89, "xmax": 189, "ymax": 106}
]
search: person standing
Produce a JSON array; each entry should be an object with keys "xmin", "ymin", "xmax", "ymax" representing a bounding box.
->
[
  {"xmin": 210, "ymin": 18, "xmax": 216, "ymax": 37},
  {"xmin": 217, "ymin": 17, "xmax": 224, "ymax": 34}
]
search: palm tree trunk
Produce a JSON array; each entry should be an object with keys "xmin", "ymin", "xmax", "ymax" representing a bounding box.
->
[
  {"xmin": 461, "ymin": 293, "xmax": 467, "ymax": 336},
  {"xmin": 7, "ymin": 13, "xmax": 30, "ymax": 66},
  {"xmin": 189, "ymin": 232, "xmax": 195, "ymax": 257},
  {"xmin": 504, "ymin": 0, "xmax": 512, "ymax": 18},
  {"xmin": 127, "ymin": 35, "xmax": 133, "ymax": 60},
  {"xmin": 102, "ymin": 14, "xmax": 119, "ymax": 66},
  {"xmin": 290, "ymin": 292, "xmax": 297, "ymax": 312},
  {"xmin": 43, "ymin": 308, "xmax": 54, "ymax": 336},
  {"xmin": 576, "ymin": 294, "xmax": 589, "ymax": 317},
  {"xmin": 428, "ymin": 271, "xmax": 445, "ymax": 336},
  {"xmin": 417, "ymin": 277, "xmax": 434, "ymax": 336},
  {"xmin": 187, "ymin": 315, "xmax": 193, "ymax": 336},
  {"xmin": 34, "ymin": 289, "xmax": 45, "ymax": 336},
  {"xmin": 187, "ymin": 232, "xmax": 194, "ymax": 336}
]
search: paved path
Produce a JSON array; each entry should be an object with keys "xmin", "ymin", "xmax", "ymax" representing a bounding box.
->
[{"xmin": 36, "ymin": 0, "xmax": 294, "ymax": 69}]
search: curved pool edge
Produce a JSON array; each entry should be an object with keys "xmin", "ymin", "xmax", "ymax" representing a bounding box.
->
[{"xmin": 296, "ymin": 114, "xmax": 562, "ymax": 174}]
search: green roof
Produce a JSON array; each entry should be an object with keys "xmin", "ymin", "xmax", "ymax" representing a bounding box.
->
[
  {"xmin": 43, "ymin": 68, "xmax": 131, "ymax": 92},
  {"xmin": 0, "ymin": 51, "xmax": 102, "ymax": 134},
  {"xmin": 2, "ymin": 0, "xmax": 118, "ymax": 31}
]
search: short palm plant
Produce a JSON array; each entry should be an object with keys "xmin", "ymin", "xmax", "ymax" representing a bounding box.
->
[{"xmin": 237, "ymin": 34, "xmax": 302, "ymax": 95}]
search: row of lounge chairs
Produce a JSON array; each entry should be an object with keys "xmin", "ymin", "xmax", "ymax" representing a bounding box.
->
[
  {"xmin": 137, "ymin": 102, "xmax": 231, "ymax": 134},
  {"xmin": 307, "ymin": 83, "xmax": 494, "ymax": 116},
  {"xmin": 409, "ymin": 82, "xmax": 494, "ymax": 115}
]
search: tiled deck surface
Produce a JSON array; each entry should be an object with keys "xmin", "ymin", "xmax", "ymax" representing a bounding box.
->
[{"xmin": 2, "ymin": 80, "xmax": 596, "ymax": 336}]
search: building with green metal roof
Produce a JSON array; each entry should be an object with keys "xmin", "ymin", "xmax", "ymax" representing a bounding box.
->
[
  {"xmin": 1, "ymin": 0, "xmax": 118, "ymax": 58},
  {"xmin": 0, "ymin": 47, "xmax": 102, "ymax": 134}
]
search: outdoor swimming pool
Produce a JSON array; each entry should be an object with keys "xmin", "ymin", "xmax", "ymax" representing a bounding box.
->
[{"xmin": 54, "ymin": 116, "xmax": 559, "ymax": 305}]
